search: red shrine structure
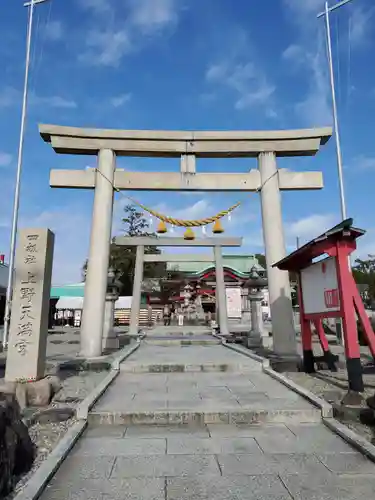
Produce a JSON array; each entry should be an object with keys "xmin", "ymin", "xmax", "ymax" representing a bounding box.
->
[{"xmin": 274, "ymin": 219, "xmax": 375, "ymax": 394}]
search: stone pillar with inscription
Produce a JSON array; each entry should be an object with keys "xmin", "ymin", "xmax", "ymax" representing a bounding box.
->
[{"xmin": 5, "ymin": 229, "xmax": 54, "ymax": 382}]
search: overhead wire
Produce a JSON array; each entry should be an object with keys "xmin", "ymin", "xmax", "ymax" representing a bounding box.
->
[
  {"xmin": 31, "ymin": 0, "xmax": 53, "ymax": 94},
  {"xmin": 335, "ymin": 12, "xmax": 342, "ymax": 107},
  {"xmin": 346, "ymin": 13, "xmax": 352, "ymax": 114}
]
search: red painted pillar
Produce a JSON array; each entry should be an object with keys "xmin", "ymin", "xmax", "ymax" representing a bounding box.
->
[
  {"xmin": 336, "ymin": 244, "xmax": 364, "ymax": 392},
  {"xmin": 314, "ymin": 319, "xmax": 337, "ymax": 371},
  {"xmin": 298, "ymin": 273, "xmax": 314, "ymax": 372}
]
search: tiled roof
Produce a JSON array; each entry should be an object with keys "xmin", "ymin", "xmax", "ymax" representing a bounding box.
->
[{"xmin": 166, "ymin": 255, "xmax": 264, "ymax": 276}]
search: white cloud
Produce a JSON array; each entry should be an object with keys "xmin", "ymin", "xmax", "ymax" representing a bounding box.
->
[
  {"xmin": 30, "ymin": 94, "xmax": 77, "ymax": 109},
  {"xmin": 0, "ymin": 87, "xmax": 77, "ymax": 109},
  {"xmin": 154, "ymin": 199, "xmax": 213, "ymax": 222},
  {"xmin": 287, "ymin": 213, "xmax": 337, "ymax": 243},
  {"xmin": 0, "ymin": 87, "xmax": 20, "ymax": 108},
  {"xmin": 295, "ymin": 51, "xmax": 332, "ymax": 126},
  {"xmin": 82, "ymin": 29, "xmax": 132, "ymax": 67},
  {"xmin": 350, "ymin": 5, "xmax": 373, "ymax": 46},
  {"xmin": 110, "ymin": 93, "xmax": 132, "ymax": 108},
  {"xmin": 352, "ymin": 155, "xmax": 375, "ymax": 170},
  {"xmin": 205, "ymin": 60, "xmax": 276, "ymax": 113},
  {"xmin": 129, "ymin": 0, "xmax": 179, "ymax": 33},
  {"xmin": 0, "ymin": 152, "xmax": 12, "ymax": 167},
  {"xmin": 44, "ymin": 20, "xmax": 64, "ymax": 41},
  {"xmin": 79, "ymin": 0, "xmax": 181, "ymax": 67},
  {"xmin": 282, "ymin": 1, "xmax": 332, "ymax": 126},
  {"xmin": 78, "ymin": 0, "xmax": 111, "ymax": 13},
  {"xmin": 282, "ymin": 44, "xmax": 305, "ymax": 64},
  {"xmin": 284, "ymin": 0, "xmax": 325, "ymax": 17}
]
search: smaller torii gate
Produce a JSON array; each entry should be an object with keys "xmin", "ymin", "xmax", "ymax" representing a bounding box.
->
[{"xmin": 113, "ymin": 236, "xmax": 242, "ymax": 336}]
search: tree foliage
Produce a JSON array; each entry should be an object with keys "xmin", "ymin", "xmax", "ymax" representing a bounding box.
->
[
  {"xmin": 352, "ymin": 255, "xmax": 375, "ymax": 308},
  {"xmin": 82, "ymin": 204, "xmax": 167, "ymax": 296},
  {"xmin": 255, "ymin": 253, "xmax": 266, "ymax": 269}
]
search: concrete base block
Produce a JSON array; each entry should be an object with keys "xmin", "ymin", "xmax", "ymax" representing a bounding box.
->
[
  {"xmin": 102, "ymin": 337, "xmax": 120, "ymax": 350},
  {"xmin": 246, "ymin": 335, "xmax": 262, "ymax": 349},
  {"xmin": 268, "ymin": 353, "xmax": 301, "ymax": 373},
  {"xmin": 332, "ymin": 391, "xmax": 367, "ymax": 421}
]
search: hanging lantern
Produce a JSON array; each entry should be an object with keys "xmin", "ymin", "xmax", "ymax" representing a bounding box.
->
[
  {"xmin": 212, "ymin": 219, "xmax": 224, "ymax": 234},
  {"xmin": 184, "ymin": 228, "xmax": 195, "ymax": 240},
  {"xmin": 157, "ymin": 220, "xmax": 167, "ymax": 234}
]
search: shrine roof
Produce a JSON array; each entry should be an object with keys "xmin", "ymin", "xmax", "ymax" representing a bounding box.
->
[
  {"xmin": 166, "ymin": 254, "xmax": 264, "ymax": 277},
  {"xmin": 273, "ymin": 218, "xmax": 365, "ymax": 271}
]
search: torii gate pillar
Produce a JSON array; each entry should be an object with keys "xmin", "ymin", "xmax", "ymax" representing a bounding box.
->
[
  {"xmin": 80, "ymin": 149, "xmax": 115, "ymax": 357},
  {"xmin": 259, "ymin": 152, "xmax": 296, "ymax": 356}
]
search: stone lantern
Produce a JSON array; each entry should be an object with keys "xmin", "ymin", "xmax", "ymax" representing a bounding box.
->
[
  {"xmin": 244, "ymin": 266, "xmax": 268, "ymax": 348},
  {"xmin": 102, "ymin": 267, "xmax": 122, "ymax": 351}
]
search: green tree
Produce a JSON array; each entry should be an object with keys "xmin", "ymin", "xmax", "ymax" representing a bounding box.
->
[
  {"xmin": 82, "ymin": 204, "xmax": 166, "ymax": 296},
  {"xmin": 352, "ymin": 255, "xmax": 375, "ymax": 308},
  {"xmin": 255, "ymin": 253, "xmax": 266, "ymax": 269}
]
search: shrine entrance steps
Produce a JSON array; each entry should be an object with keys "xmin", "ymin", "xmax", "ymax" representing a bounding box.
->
[
  {"xmin": 144, "ymin": 324, "xmax": 220, "ymax": 346},
  {"xmin": 39, "ymin": 341, "xmax": 375, "ymax": 500},
  {"xmin": 88, "ymin": 343, "xmax": 320, "ymax": 425}
]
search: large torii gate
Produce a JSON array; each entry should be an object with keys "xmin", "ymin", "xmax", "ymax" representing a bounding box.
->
[
  {"xmin": 113, "ymin": 236, "xmax": 242, "ymax": 336},
  {"xmin": 39, "ymin": 124, "xmax": 332, "ymax": 359}
]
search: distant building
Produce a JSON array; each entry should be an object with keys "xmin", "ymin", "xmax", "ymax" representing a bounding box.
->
[{"xmin": 48, "ymin": 254, "xmax": 269, "ymax": 326}]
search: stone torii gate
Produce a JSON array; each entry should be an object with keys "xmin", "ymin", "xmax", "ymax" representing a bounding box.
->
[
  {"xmin": 113, "ymin": 237, "xmax": 242, "ymax": 336},
  {"xmin": 39, "ymin": 124, "xmax": 332, "ymax": 359}
]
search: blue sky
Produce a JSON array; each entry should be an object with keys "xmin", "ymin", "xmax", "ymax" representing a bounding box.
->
[{"xmin": 1, "ymin": 0, "xmax": 375, "ymax": 284}]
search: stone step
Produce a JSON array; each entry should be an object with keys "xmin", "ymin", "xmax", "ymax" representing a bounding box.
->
[
  {"xmin": 146, "ymin": 328, "xmax": 213, "ymax": 337},
  {"xmin": 144, "ymin": 338, "xmax": 221, "ymax": 346},
  {"xmin": 88, "ymin": 407, "xmax": 321, "ymax": 426},
  {"xmin": 119, "ymin": 362, "xmax": 260, "ymax": 373}
]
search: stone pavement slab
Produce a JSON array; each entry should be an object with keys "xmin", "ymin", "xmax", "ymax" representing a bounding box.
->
[
  {"xmin": 281, "ymin": 473, "xmax": 375, "ymax": 500},
  {"xmin": 40, "ymin": 423, "xmax": 375, "ymax": 500},
  {"xmin": 42, "ymin": 477, "xmax": 165, "ymax": 500},
  {"xmin": 166, "ymin": 475, "xmax": 293, "ymax": 500}
]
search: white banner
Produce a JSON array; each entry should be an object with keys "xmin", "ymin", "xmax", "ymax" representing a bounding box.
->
[
  {"xmin": 301, "ymin": 257, "xmax": 340, "ymax": 314},
  {"xmin": 226, "ymin": 287, "xmax": 242, "ymax": 318}
]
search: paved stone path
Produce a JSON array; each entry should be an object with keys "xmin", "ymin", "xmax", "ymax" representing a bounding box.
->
[{"xmin": 40, "ymin": 341, "xmax": 375, "ymax": 499}]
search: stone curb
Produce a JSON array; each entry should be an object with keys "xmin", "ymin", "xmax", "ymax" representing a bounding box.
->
[
  {"xmin": 222, "ymin": 341, "xmax": 270, "ymax": 367},
  {"xmin": 76, "ymin": 341, "xmax": 140, "ymax": 419},
  {"xmin": 263, "ymin": 366, "xmax": 334, "ymax": 418},
  {"xmin": 220, "ymin": 339, "xmax": 332, "ymax": 417},
  {"xmin": 12, "ymin": 420, "xmax": 87, "ymax": 500},
  {"xmin": 323, "ymin": 417, "xmax": 375, "ymax": 463}
]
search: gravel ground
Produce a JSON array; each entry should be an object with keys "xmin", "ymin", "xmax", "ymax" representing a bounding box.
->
[
  {"xmin": 285, "ymin": 370, "xmax": 375, "ymax": 444},
  {"xmin": 4, "ymin": 370, "xmax": 109, "ymax": 499}
]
